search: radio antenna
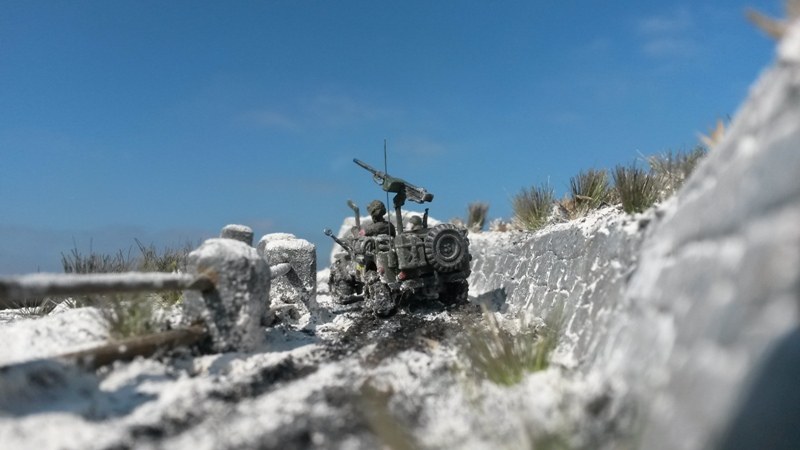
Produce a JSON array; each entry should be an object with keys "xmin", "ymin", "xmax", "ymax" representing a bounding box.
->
[
  {"xmin": 384, "ymin": 139, "xmax": 394, "ymax": 235},
  {"xmin": 383, "ymin": 139, "xmax": 388, "ymax": 174}
]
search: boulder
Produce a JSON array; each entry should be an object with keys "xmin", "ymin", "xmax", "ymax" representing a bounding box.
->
[
  {"xmin": 182, "ymin": 238, "xmax": 269, "ymax": 352},
  {"xmin": 257, "ymin": 233, "xmax": 317, "ymax": 328}
]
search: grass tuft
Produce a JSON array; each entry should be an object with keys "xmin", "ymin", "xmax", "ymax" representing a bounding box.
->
[
  {"xmin": 61, "ymin": 244, "xmax": 134, "ymax": 274},
  {"xmin": 134, "ymin": 239, "xmax": 192, "ymax": 273},
  {"xmin": 647, "ymin": 146, "xmax": 707, "ymax": 199},
  {"xmin": 62, "ymin": 240, "xmax": 193, "ymax": 275},
  {"xmin": 512, "ymin": 183, "xmax": 555, "ymax": 231},
  {"xmin": 99, "ymin": 294, "xmax": 164, "ymax": 339},
  {"xmin": 488, "ymin": 218, "xmax": 510, "ymax": 232},
  {"xmin": 11, "ymin": 297, "xmax": 61, "ymax": 317},
  {"xmin": 61, "ymin": 240, "xmax": 194, "ymax": 306},
  {"xmin": 569, "ymin": 169, "xmax": 612, "ymax": 216},
  {"xmin": 462, "ymin": 305, "xmax": 563, "ymax": 386},
  {"xmin": 613, "ymin": 163, "xmax": 660, "ymax": 214},
  {"xmin": 466, "ymin": 202, "xmax": 490, "ymax": 232}
]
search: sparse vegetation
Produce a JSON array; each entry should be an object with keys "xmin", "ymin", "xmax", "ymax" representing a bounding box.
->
[
  {"xmin": 61, "ymin": 244, "xmax": 134, "ymax": 274},
  {"xmin": 568, "ymin": 169, "xmax": 613, "ymax": 217},
  {"xmin": 488, "ymin": 218, "xmax": 510, "ymax": 232},
  {"xmin": 134, "ymin": 239, "xmax": 192, "ymax": 273},
  {"xmin": 648, "ymin": 146, "xmax": 707, "ymax": 199},
  {"xmin": 504, "ymin": 138, "xmax": 710, "ymax": 225},
  {"xmin": 449, "ymin": 217, "xmax": 466, "ymax": 228},
  {"xmin": 512, "ymin": 182, "xmax": 555, "ymax": 231},
  {"xmin": 462, "ymin": 305, "xmax": 564, "ymax": 386},
  {"xmin": 11, "ymin": 297, "xmax": 60, "ymax": 317},
  {"xmin": 3, "ymin": 240, "xmax": 195, "ymax": 332},
  {"xmin": 62, "ymin": 240, "xmax": 192, "ymax": 275},
  {"xmin": 99, "ymin": 294, "xmax": 164, "ymax": 339},
  {"xmin": 613, "ymin": 163, "xmax": 660, "ymax": 214},
  {"xmin": 466, "ymin": 202, "xmax": 490, "ymax": 232},
  {"xmin": 133, "ymin": 239, "xmax": 194, "ymax": 304},
  {"xmin": 60, "ymin": 239, "xmax": 194, "ymax": 307}
]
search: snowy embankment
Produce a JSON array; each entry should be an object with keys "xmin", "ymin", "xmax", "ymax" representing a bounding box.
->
[
  {"xmin": 2, "ymin": 19, "xmax": 800, "ymax": 450},
  {"xmin": 0, "ymin": 206, "xmax": 638, "ymax": 450}
]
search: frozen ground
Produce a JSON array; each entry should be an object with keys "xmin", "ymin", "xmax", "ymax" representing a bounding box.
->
[
  {"xmin": 3, "ymin": 19, "xmax": 800, "ymax": 449},
  {"xmin": 0, "ymin": 208, "xmax": 635, "ymax": 450}
]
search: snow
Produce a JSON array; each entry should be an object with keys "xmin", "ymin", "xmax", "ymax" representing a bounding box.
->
[
  {"xmin": 0, "ymin": 307, "xmax": 108, "ymax": 366},
  {"xmin": 3, "ymin": 24, "xmax": 798, "ymax": 445}
]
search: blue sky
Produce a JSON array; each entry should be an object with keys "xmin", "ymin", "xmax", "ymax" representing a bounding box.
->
[{"xmin": 0, "ymin": 1, "xmax": 780, "ymax": 274}]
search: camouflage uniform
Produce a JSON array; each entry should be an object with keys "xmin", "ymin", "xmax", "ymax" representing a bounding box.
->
[
  {"xmin": 408, "ymin": 215, "xmax": 424, "ymax": 231},
  {"xmin": 361, "ymin": 200, "xmax": 395, "ymax": 236}
]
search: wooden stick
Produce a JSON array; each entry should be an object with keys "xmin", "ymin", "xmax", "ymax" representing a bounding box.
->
[
  {"xmin": 0, "ymin": 272, "xmax": 213, "ymax": 305},
  {"xmin": 59, "ymin": 325, "xmax": 208, "ymax": 370}
]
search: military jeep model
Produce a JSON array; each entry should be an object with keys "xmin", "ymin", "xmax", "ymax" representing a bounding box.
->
[{"xmin": 325, "ymin": 158, "xmax": 471, "ymax": 316}]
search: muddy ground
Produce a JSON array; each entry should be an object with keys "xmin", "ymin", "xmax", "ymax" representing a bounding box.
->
[{"xmin": 0, "ymin": 295, "xmax": 504, "ymax": 450}]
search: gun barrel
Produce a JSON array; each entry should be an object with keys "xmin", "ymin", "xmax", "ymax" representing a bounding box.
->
[
  {"xmin": 324, "ymin": 228, "xmax": 352, "ymax": 252},
  {"xmin": 353, "ymin": 158, "xmax": 382, "ymax": 176}
]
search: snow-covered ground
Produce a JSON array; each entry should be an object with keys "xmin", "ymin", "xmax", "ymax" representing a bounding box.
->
[
  {"xmin": 4, "ymin": 18, "xmax": 800, "ymax": 449},
  {"xmin": 0, "ymin": 208, "xmax": 635, "ymax": 449}
]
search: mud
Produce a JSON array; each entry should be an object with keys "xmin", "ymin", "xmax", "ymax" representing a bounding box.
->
[{"xmin": 323, "ymin": 301, "xmax": 483, "ymax": 366}]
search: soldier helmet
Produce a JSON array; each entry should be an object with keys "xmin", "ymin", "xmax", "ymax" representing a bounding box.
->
[
  {"xmin": 367, "ymin": 200, "xmax": 386, "ymax": 217},
  {"xmin": 409, "ymin": 215, "xmax": 422, "ymax": 226}
]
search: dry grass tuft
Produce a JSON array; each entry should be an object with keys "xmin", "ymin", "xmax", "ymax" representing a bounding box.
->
[
  {"xmin": 613, "ymin": 163, "xmax": 660, "ymax": 214},
  {"xmin": 61, "ymin": 245, "xmax": 134, "ymax": 274},
  {"xmin": 461, "ymin": 305, "xmax": 564, "ymax": 386},
  {"xmin": 60, "ymin": 240, "xmax": 194, "ymax": 306},
  {"xmin": 99, "ymin": 294, "xmax": 166, "ymax": 339},
  {"xmin": 568, "ymin": 169, "xmax": 612, "ymax": 217},
  {"xmin": 467, "ymin": 202, "xmax": 490, "ymax": 232},
  {"xmin": 11, "ymin": 297, "xmax": 60, "ymax": 317},
  {"xmin": 648, "ymin": 147, "xmax": 707, "ymax": 199},
  {"xmin": 512, "ymin": 183, "xmax": 555, "ymax": 231}
]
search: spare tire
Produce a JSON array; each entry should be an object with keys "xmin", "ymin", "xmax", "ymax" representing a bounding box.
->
[{"xmin": 424, "ymin": 224, "xmax": 469, "ymax": 272}]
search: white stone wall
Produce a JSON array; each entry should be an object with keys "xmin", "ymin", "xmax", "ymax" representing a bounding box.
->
[{"xmin": 467, "ymin": 20, "xmax": 800, "ymax": 449}]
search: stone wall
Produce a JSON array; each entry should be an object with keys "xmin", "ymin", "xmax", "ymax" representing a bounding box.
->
[
  {"xmin": 613, "ymin": 21, "xmax": 800, "ymax": 450},
  {"xmin": 468, "ymin": 209, "xmax": 647, "ymax": 370},
  {"xmin": 467, "ymin": 21, "xmax": 800, "ymax": 450}
]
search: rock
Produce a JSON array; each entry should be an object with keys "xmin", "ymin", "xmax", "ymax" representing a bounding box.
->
[
  {"xmin": 467, "ymin": 19, "xmax": 800, "ymax": 449},
  {"xmin": 220, "ymin": 224, "xmax": 254, "ymax": 246},
  {"xmin": 614, "ymin": 22, "xmax": 800, "ymax": 449},
  {"xmin": 257, "ymin": 233, "xmax": 317, "ymax": 328},
  {"xmin": 182, "ymin": 238, "xmax": 269, "ymax": 352}
]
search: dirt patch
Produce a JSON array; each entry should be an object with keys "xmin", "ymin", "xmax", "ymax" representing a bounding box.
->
[{"xmin": 326, "ymin": 302, "xmax": 483, "ymax": 367}]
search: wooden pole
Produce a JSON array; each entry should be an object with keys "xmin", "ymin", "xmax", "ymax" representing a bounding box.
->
[
  {"xmin": 0, "ymin": 272, "xmax": 213, "ymax": 306},
  {"xmin": 59, "ymin": 325, "xmax": 207, "ymax": 370}
]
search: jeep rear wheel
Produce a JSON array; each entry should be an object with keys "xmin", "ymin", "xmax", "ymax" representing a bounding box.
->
[
  {"xmin": 424, "ymin": 224, "xmax": 469, "ymax": 272},
  {"xmin": 440, "ymin": 280, "xmax": 469, "ymax": 306}
]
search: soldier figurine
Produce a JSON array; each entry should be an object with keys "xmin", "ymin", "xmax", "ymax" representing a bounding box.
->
[
  {"xmin": 360, "ymin": 200, "xmax": 395, "ymax": 236},
  {"xmin": 408, "ymin": 215, "xmax": 424, "ymax": 231}
]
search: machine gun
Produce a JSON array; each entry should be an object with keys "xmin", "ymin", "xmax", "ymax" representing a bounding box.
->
[
  {"xmin": 324, "ymin": 228, "xmax": 353, "ymax": 255},
  {"xmin": 353, "ymin": 158, "xmax": 434, "ymax": 233},
  {"xmin": 353, "ymin": 159, "xmax": 434, "ymax": 205}
]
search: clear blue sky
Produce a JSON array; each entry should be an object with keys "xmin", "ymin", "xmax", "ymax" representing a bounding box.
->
[{"xmin": 0, "ymin": 1, "xmax": 780, "ymax": 274}]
